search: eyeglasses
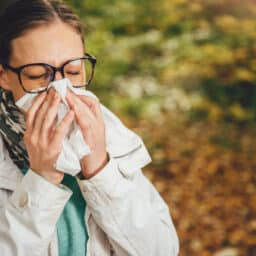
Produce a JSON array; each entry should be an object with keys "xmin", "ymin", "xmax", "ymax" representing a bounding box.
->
[{"xmin": 4, "ymin": 53, "xmax": 96, "ymax": 93}]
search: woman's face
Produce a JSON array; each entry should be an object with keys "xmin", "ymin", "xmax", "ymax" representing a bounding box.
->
[{"xmin": 0, "ymin": 21, "xmax": 84, "ymax": 101}]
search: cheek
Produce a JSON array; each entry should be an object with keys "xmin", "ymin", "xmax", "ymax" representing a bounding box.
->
[{"xmin": 7, "ymin": 74, "xmax": 26, "ymax": 101}]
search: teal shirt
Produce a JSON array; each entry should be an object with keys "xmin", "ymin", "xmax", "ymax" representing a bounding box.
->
[
  {"xmin": 21, "ymin": 168, "xmax": 89, "ymax": 256},
  {"xmin": 57, "ymin": 174, "xmax": 89, "ymax": 256}
]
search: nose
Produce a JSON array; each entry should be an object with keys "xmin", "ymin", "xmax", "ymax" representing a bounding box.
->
[{"xmin": 53, "ymin": 70, "xmax": 64, "ymax": 81}]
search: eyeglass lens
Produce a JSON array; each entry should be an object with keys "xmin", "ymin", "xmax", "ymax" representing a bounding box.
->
[{"xmin": 20, "ymin": 59, "xmax": 92, "ymax": 92}]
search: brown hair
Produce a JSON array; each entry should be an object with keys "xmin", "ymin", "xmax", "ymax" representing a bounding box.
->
[{"xmin": 0, "ymin": 0, "xmax": 84, "ymax": 66}]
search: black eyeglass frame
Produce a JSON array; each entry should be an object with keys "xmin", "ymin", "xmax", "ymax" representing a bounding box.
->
[{"xmin": 3, "ymin": 53, "xmax": 97, "ymax": 94}]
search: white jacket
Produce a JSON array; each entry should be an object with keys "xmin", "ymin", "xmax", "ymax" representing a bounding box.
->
[{"xmin": 0, "ymin": 119, "xmax": 179, "ymax": 256}]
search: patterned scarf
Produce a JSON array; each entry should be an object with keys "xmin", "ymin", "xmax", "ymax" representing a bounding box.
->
[{"xmin": 0, "ymin": 87, "xmax": 29, "ymax": 170}]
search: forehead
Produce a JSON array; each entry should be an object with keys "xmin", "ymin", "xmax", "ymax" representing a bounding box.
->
[{"xmin": 10, "ymin": 21, "xmax": 84, "ymax": 66}]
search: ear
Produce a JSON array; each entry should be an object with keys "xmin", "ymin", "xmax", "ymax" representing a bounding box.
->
[{"xmin": 0, "ymin": 64, "xmax": 11, "ymax": 90}]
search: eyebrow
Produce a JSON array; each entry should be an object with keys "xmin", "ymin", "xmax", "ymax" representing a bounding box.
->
[{"xmin": 10, "ymin": 54, "xmax": 86, "ymax": 69}]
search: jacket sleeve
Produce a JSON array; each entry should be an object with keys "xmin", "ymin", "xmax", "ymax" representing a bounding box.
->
[
  {"xmin": 0, "ymin": 169, "xmax": 72, "ymax": 256},
  {"xmin": 77, "ymin": 148, "xmax": 179, "ymax": 256}
]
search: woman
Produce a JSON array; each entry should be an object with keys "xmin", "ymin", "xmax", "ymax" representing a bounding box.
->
[{"xmin": 0, "ymin": 0, "xmax": 179, "ymax": 255}]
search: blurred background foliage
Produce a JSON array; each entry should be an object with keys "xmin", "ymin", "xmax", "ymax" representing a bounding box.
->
[
  {"xmin": 65, "ymin": 0, "xmax": 255, "ymax": 255},
  {"xmin": 66, "ymin": 0, "xmax": 256, "ymax": 123}
]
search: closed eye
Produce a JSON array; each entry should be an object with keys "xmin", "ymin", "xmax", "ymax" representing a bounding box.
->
[
  {"xmin": 66, "ymin": 71, "xmax": 81, "ymax": 75},
  {"xmin": 25, "ymin": 73, "xmax": 49, "ymax": 80}
]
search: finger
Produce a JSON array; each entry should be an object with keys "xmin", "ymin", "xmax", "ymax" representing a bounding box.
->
[
  {"xmin": 77, "ymin": 95, "xmax": 103, "ymax": 121},
  {"xmin": 26, "ymin": 92, "xmax": 47, "ymax": 134},
  {"xmin": 40, "ymin": 93, "xmax": 61, "ymax": 144},
  {"xmin": 66, "ymin": 91, "xmax": 96, "ymax": 122},
  {"xmin": 33, "ymin": 89, "xmax": 57, "ymax": 137},
  {"xmin": 66, "ymin": 91, "xmax": 100, "ymax": 145},
  {"xmin": 51, "ymin": 110, "xmax": 75, "ymax": 147},
  {"xmin": 81, "ymin": 125, "xmax": 96, "ymax": 150}
]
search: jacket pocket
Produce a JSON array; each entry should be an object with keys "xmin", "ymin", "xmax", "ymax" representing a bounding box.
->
[{"xmin": 107, "ymin": 134, "xmax": 152, "ymax": 179}]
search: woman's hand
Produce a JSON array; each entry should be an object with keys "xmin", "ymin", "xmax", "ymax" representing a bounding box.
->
[
  {"xmin": 24, "ymin": 89, "xmax": 74, "ymax": 185},
  {"xmin": 66, "ymin": 91, "xmax": 108, "ymax": 179}
]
